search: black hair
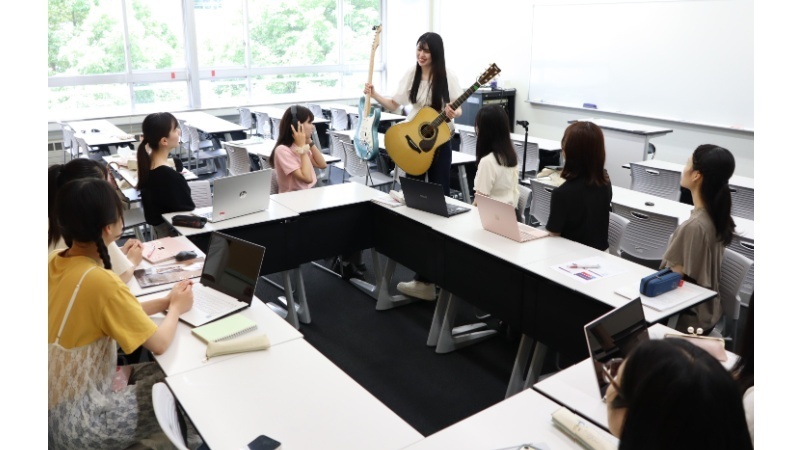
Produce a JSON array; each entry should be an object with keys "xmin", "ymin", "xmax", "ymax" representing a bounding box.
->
[
  {"xmin": 560, "ymin": 121, "xmax": 610, "ymax": 187},
  {"xmin": 137, "ymin": 112, "xmax": 179, "ymax": 189},
  {"xmin": 691, "ymin": 144, "xmax": 736, "ymax": 245},
  {"xmin": 409, "ymin": 32, "xmax": 450, "ymax": 111},
  {"xmin": 48, "ymin": 159, "xmax": 107, "ymax": 247},
  {"xmin": 55, "ymin": 178, "xmax": 125, "ymax": 270},
  {"xmin": 732, "ymin": 294, "xmax": 754, "ymax": 394},
  {"xmin": 474, "ymin": 105, "xmax": 517, "ymax": 167},
  {"xmin": 269, "ymin": 105, "xmax": 314, "ymax": 168},
  {"xmin": 611, "ymin": 339, "xmax": 752, "ymax": 450}
]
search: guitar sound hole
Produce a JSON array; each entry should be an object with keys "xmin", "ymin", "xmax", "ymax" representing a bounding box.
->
[{"xmin": 420, "ymin": 124, "xmax": 435, "ymax": 139}]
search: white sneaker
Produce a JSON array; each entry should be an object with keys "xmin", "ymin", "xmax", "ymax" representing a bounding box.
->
[{"xmin": 397, "ymin": 280, "xmax": 436, "ymax": 301}]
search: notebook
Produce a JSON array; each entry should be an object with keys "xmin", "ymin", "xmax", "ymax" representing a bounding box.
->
[
  {"xmin": 400, "ymin": 177, "xmax": 470, "ymax": 217},
  {"xmin": 191, "ymin": 313, "xmax": 257, "ymax": 343},
  {"xmin": 180, "ymin": 232, "xmax": 266, "ymax": 328},
  {"xmin": 195, "ymin": 169, "xmax": 272, "ymax": 223},
  {"xmin": 584, "ymin": 298, "xmax": 649, "ymax": 398},
  {"xmin": 142, "ymin": 237, "xmax": 197, "ymax": 264},
  {"xmin": 474, "ymin": 194, "xmax": 549, "ymax": 242}
]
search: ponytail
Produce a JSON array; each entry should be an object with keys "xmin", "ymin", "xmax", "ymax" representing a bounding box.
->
[
  {"xmin": 95, "ymin": 236, "xmax": 112, "ymax": 270},
  {"xmin": 136, "ymin": 140, "xmax": 152, "ymax": 189},
  {"xmin": 692, "ymin": 144, "xmax": 736, "ymax": 245}
]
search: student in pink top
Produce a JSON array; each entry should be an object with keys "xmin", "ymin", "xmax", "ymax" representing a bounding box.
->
[{"xmin": 269, "ymin": 105, "xmax": 327, "ymax": 193}]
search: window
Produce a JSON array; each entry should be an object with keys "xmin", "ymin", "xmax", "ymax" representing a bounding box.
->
[{"xmin": 47, "ymin": 0, "xmax": 385, "ymax": 118}]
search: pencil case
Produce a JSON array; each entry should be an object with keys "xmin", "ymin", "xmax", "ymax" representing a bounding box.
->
[
  {"xmin": 172, "ymin": 214, "xmax": 207, "ymax": 229},
  {"xmin": 639, "ymin": 268, "xmax": 682, "ymax": 297}
]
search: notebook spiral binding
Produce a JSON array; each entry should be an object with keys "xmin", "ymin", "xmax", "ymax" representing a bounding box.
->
[{"xmin": 219, "ymin": 324, "xmax": 258, "ymax": 341}]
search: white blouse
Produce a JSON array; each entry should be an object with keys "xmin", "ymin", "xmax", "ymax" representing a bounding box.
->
[
  {"xmin": 474, "ymin": 153, "xmax": 520, "ymax": 206},
  {"xmin": 391, "ymin": 66, "xmax": 462, "ymax": 133}
]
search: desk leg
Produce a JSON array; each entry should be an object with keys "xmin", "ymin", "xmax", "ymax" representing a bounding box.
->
[
  {"xmin": 349, "ymin": 248, "xmax": 382, "ymax": 299},
  {"xmin": 435, "ymin": 293, "xmax": 497, "ymax": 354},
  {"xmin": 458, "ymin": 165, "xmax": 471, "ymax": 204},
  {"xmin": 506, "ymin": 336, "xmax": 548, "ymax": 398},
  {"xmin": 375, "ymin": 257, "xmax": 418, "ymax": 310},
  {"xmin": 426, "ymin": 289, "xmax": 451, "ymax": 346},
  {"xmin": 264, "ymin": 268, "xmax": 310, "ymax": 329}
]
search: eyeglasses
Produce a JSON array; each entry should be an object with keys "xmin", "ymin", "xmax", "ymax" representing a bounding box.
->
[{"xmin": 602, "ymin": 357, "xmax": 624, "ymax": 393}]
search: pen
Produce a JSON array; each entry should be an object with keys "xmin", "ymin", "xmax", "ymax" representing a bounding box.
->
[{"xmin": 569, "ymin": 263, "xmax": 601, "ymax": 269}]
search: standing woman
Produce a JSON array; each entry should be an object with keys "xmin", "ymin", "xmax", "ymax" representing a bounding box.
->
[
  {"xmin": 269, "ymin": 105, "xmax": 327, "ymax": 193},
  {"xmin": 49, "ymin": 178, "xmax": 194, "ymax": 448},
  {"xmin": 472, "ymin": 105, "xmax": 519, "ymax": 206},
  {"xmin": 546, "ymin": 121, "xmax": 612, "ymax": 251},
  {"xmin": 661, "ymin": 144, "xmax": 736, "ymax": 333},
  {"xmin": 137, "ymin": 112, "xmax": 195, "ymax": 239},
  {"xmin": 365, "ymin": 32, "xmax": 462, "ymax": 300}
]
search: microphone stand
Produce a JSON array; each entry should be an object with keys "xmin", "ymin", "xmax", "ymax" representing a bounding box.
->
[{"xmin": 518, "ymin": 121, "xmax": 530, "ymax": 182}]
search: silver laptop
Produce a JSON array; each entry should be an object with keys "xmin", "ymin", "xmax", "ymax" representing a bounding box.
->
[
  {"xmin": 584, "ymin": 298, "xmax": 649, "ymax": 398},
  {"xmin": 474, "ymin": 194, "xmax": 548, "ymax": 242},
  {"xmin": 195, "ymin": 169, "xmax": 272, "ymax": 223},
  {"xmin": 180, "ymin": 232, "xmax": 265, "ymax": 327}
]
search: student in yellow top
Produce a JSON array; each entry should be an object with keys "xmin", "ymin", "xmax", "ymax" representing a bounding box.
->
[{"xmin": 48, "ymin": 178, "xmax": 194, "ymax": 449}]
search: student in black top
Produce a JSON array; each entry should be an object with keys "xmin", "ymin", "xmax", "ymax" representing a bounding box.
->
[
  {"xmin": 137, "ymin": 112, "xmax": 194, "ymax": 238},
  {"xmin": 546, "ymin": 121, "xmax": 612, "ymax": 251}
]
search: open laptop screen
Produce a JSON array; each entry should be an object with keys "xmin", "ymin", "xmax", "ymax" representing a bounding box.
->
[
  {"xmin": 584, "ymin": 298, "xmax": 649, "ymax": 397},
  {"xmin": 200, "ymin": 232, "xmax": 265, "ymax": 304}
]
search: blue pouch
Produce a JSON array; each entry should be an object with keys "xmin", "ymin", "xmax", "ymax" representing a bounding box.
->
[{"xmin": 639, "ymin": 268, "xmax": 682, "ymax": 297}]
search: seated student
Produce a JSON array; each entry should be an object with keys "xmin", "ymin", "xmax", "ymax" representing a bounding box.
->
[
  {"xmin": 472, "ymin": 105, "xmax": 519, "ymax": 206},
  {"xmin": 49, "ymin": 178, "xmax": 194, "ymax": 448},
  {"xmin": 605, "ymin": 339, "xmax": 753, "ymax": 450},
  {"xmin": 660, "ymin": 144, "xmax": 736, "ymax": 333},
  {"xmin": 48, "ymin": 159, "xmax": 143, "ymax": 283},
  {"xmin": 546, "ymin": 121, "xmax": 612, "ymax": 250},
  {"xmin": 137, "ymin": 112, "xmax": 195, "ymax": 239},
  {"xmin": 269, "ymin": 105, "xmax": 327, "ymax": 194}
]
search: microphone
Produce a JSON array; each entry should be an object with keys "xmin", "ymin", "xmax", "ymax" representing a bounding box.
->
[{"xmin": 516, "ymin": 120, "xmax": 529, "ymax": 127}]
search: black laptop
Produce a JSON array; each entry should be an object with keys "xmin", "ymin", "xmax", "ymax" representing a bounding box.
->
[{"xmin": 400, "ymin": 177, "xmax": 470, "ymax": 217}]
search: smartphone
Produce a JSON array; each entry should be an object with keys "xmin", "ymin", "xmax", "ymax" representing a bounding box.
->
[{"xmin": 245, "ymin": 435, "xmax": 281, "ymax": 450}]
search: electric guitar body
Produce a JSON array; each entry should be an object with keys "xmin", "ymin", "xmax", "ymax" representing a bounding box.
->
[
  {"xmin": 384, "ymin": 63, "xmax": 501, "ymax": 176},
  {"xmin": 353, "ymin": 25, "xmax": 383, "ymax": 161}
]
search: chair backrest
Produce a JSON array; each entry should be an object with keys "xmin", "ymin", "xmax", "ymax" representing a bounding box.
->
[
  {"xmin": 460, "ymin": 131, "xmax": 477, "ymax": 156},
  {"xmin": 330, "ymin": 108, "xmax": 349, "ymax": 130},
  {"xmin": 511, "ymin": 139, "xmax": 539, "ymax": 174},
  {"xmin": 237, "ymin": 107, "xmax": 253, "ymax": 129},
  {"xmin": 269, "ymin": 117, "xmax": 282, "ymax": 140},
  {"xmin": 719, "ymin": 248, "xmax": 753, "ymax": 322},
  {"xmin": 177, "ymin": 119, "xmax": 200, "ymax": 152},
  {"xmin": 341, "ymin": 140, "xmax": 368, "ymax": 178},
  {"xmin": 152, "ymin": 383, "xmax": 190, "ymax": 450},
  {"xmin": 612, "ymin": 203, "xmax": 679, "ymax": 260},
  {"xmin": 223, "ymin": 142, "xmax": 252, "ymax": 176},
  {"xmin": 608, "ymin": 212, "xmax": 630, "ymax": 256},
  {"xmin": 517, "ymin": 184, "xmax": 532, "ymax": 224},
  {"xmin": 727, "ymin": 234, "xmax": 754, "ymax": 301},
  {"xmin": 348, "ymin": 113, "xmax": 359, "ymax": 130},
  {"xmin": 629, "ymin": 162, "xmax": 681, "ymax": 201},
  {"xmin": 254, "ymin": 112, "xmax": 269, "ymax": 137},
  {"xmin": 75, "ymin": 136, "xmax": 91, "ymax": 156},
  {"xmin": 59, "ymin": 123, "xmax": 74, "ymax": 150},
  {"xmin": 729, "ymin": 184, "xmax": 754, "ymax": 220},
  {"xmin": 307, "ymin": 103, "xmax": 323, "ymax": 117},
  {"xmin": 256, "ymin": 155, "xmax": 279, "ymax": 194},
  {"xmin": 328, "ymin": 131, "xmax": 350, "ymax": 161},
  {"xmin": 530, "ymin": 179, "xmax": 555, "ymax": 226},
  {"xmin": 188, "ymin": 180, "xmax": 212, "ymax": 208}
]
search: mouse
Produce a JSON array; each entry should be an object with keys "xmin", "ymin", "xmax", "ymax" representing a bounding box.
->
[
  {"xmin": 91, "ymin": 128, "xmax": 100, "ymax": 133},
  {"xmin": 175, "ymin": 250, "xmax": 197, "ymax": 262},
  {"xmin": 645, "ymin": 201, "xmax": 655, "ymax": 206}
]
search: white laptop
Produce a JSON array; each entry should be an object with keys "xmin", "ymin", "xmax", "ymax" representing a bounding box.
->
[
  {"xmin": 195, "ymin": 169, "xmax": 272, "ymax": 223},
  {"xmin": 474, "ymin": 194, "xmax": 548, "ymax": 242},
  {"xmin": 180, "ymin": 232, "xmax": 265, "ymax": 328}
]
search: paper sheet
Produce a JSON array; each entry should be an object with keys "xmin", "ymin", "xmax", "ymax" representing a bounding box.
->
[
  {"xmin": 615, "ymin": 283, "xmax": 703, "ymax": 312},
  {"xmin": 551, "ymin": 257, "xmax": 628, "ymax": 284}
]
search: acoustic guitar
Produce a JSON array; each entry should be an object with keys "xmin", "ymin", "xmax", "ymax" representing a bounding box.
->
[
  {"xmin": 353, "ymin": 25, "xmax": 383, "ymax": 161},
  {"xmin": 384, "ymin": 63, "xmax": 501, "ymax": 175}
]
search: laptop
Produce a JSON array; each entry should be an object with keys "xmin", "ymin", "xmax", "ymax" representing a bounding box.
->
[
  {"xmin": 474, "ymin": 194, "xmax": 549, "ymax": 242},
  {"xmin": 584, "ymin": 298, "xmax": 650, "ymax": 398},
  {"xmin": 179, "ymin": 232, "xmax": 266, "ymax": 327},
  {"xmin": 400, "ymin": 177, "xmax": 470, "ymax": 217},
  {"xmin": 195, "ymin": 169, "xmax": 272, "ymax": 222}
]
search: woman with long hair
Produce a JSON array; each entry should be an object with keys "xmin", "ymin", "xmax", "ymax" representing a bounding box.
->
[
  {"xmin": 269, "ymin": 105, "xmax": 327, "ymax": 193},
  {"xmin": 546, "ymin": 121, "xmax": 612, "ymax": 251},
  {"xmin": 137, "ymin": 112, "xmax": 195, "ymax": 238},
  {"xmin": 364, "ymin": 32, "xmax": 462, "ymax": 300},
  {"xmin": 472, "ymin": 105, "xmax": 519, "ymax": 206},
  {"xmin": 661, "ymin": 144, "xmax": 736, "ymax": 332}
]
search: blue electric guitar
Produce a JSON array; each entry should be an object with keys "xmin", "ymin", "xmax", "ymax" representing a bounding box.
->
[{"xmin": 354, "ymin": 25, "xmax": 383, "ymax": 161}]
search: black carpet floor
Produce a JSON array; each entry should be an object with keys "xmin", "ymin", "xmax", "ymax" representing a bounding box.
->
[{"xmin": 253, "ymin": 251, "xmax": 520, "ymax": 437}]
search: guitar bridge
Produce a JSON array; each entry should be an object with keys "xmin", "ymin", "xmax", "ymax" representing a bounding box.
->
[{"xmin": 404, "ymin": 135, "xmax": 422, "ymax": 153}]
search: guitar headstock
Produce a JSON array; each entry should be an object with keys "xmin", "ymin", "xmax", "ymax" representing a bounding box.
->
[
  {"xmin": 477, "ymin": 63, "xmax": 501, "ymax": 86},
  {"xmin": 371, "ymin": 25, "xmax": 383, "ymax": 51}
]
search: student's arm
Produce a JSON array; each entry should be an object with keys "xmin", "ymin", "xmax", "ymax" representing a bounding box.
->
[
  {"xmin": 546, "ymin": 186, "xmax": 567, "ymax": 235},
  {"xmin": 290, "ymin": 152, "xmax": 315, "ymax": 184},
  {"xmin": 309, "ymin": 142, "xmax": 327, "ymax": 169},
  {"xmin": 142, "ymin": 280, "xmax": 194, "ymax": 355}
]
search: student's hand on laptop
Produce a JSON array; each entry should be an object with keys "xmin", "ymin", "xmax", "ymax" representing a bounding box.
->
[{"xmin": 168, "ymin": 279, "xmax": 194, "ymax": 314}]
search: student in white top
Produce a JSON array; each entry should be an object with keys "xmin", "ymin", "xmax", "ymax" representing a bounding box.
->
[{"xmin": 472, "ymin": 105, "xmax": 519, "ymax": 207}]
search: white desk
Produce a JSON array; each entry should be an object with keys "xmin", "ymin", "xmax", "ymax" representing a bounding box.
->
[
  {"xmin": 140, "ymin": 295, "xmax": 303, "ymax": 377},
  {"xmin": 173, "ymin": 111, "xmax": 245, "ymax": 143},
  {"xmin": 166, "ymin": 339, "xmax": 423, "ymax": 450},
  {"xmin": 127, "ymin": 236, "xmax": 204, "ymax": 297},
  {"xmin": 627, "ymin": 159, "xmax": 754, "ymax": 190},
  {"xmin": 104, "ymin": 157, "xmax": 198, "ymax": 188},
  {"xmin": 231, "ymin": 137, "xmax": 341, "ymax": 165},
  {"xmin": 533, "ymin": 324, "xmax": 738, "ymax": 431},
  {"xmin": 404, "ymin": 389, "xmax": 617, "ymax": 450},
  {"xmin": 572, "ymin": 118, "xmax": 673, "ymax": 189},
  {"xmin": 162, "ymin": 201, "xmax": 298, "ymax": 237},
  {"xmin": 271, "ymin": 181, "xmax": 384, "ymax": 214},
  {"xmin": 67, "ymin": 119, "xmax": 136, "ymax": 148},
  {"xmin": 322, "ymin": 103, "xmax": 406, "ymax": 122}
]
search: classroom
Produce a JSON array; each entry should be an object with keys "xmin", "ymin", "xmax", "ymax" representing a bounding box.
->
[{"xmin": 35, "ymin": 0, "xmax": 785, "ymax": 448}]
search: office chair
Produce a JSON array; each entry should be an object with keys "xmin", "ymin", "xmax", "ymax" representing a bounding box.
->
[
  {"xmin": 612, "ymin": 203, "xmax": 679, "ymax": 269},
  {"xmin": 222, "ymin": 142, "xmax": 253, "ymax": 176},
  {"xmin": 517, "ymin": 184, "xmax": 532, "ymax": 224},
  {"xmin": 511, "ymin": 139, "xmax": 539, "ymax": 176},
  {"xmin": 307, "ymin": 103, "xmax": 323, "ymax": 117},
  {"xmin": 729, "ymin": 184, "xmax": 754, "ymax": 220},
  {"xmin": 254, "ymin": 112, "xmax": 270, "ymax": 138},
  {"xmin": 629, "ymin": 161, "xmax": 681, "ymax": 201},
  {"xmin": 727, "ymin": 235, "xmax": 754, "ymax": 306},
  {"xmin": 529, "ymin": 178, "xmax": 555, "ymax": 227},
  {"xmin": 713, "ymin": 248, "xmax": 753, "ymax": 350},
  {"xmin": 460, "ymin": 130, "xmax": 477, "ymax": 156},
  {"xmin": 237, "ymin": 107, "xmax": 254, "ymax": 136},
  {"xmin": 608, "ymin": 212, "xmax": 630, "ymax": 257},
  {"xmin": 152, "ymin": 383, "xmax": 190, "ymax": 450},
  {"xmin": 330, "ymin": 108, "xmax": 349, "ymax": 130},
  {"xmin": 188, "ymin": 180, "xmax": 212, "ymax": 208},
  {"xmin": 342, "ymin": 140, "xmax": 394, "ymax": 192}
]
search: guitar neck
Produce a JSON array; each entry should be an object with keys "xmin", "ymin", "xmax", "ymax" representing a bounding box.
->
[
  {"xmin": 430, "ymin": 81, "xmax": 481, "ymax": 128},
  {"xmin": 364, "ymin": 45, "xmax": 378, "ymax": 117}
]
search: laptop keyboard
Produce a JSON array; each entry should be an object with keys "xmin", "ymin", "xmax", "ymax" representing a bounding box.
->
[
  {"xmin": 446, "ymin": 204, "xmax": 468, "ymax": 216},
  {"xmin": 193, "ymin": 286, "xmax": 240, "ymax": 316}
]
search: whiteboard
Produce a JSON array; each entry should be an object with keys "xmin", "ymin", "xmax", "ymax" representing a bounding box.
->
[{"xmin": 527, "ymin": 0, "xmax": 754, "ymax": 131}]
